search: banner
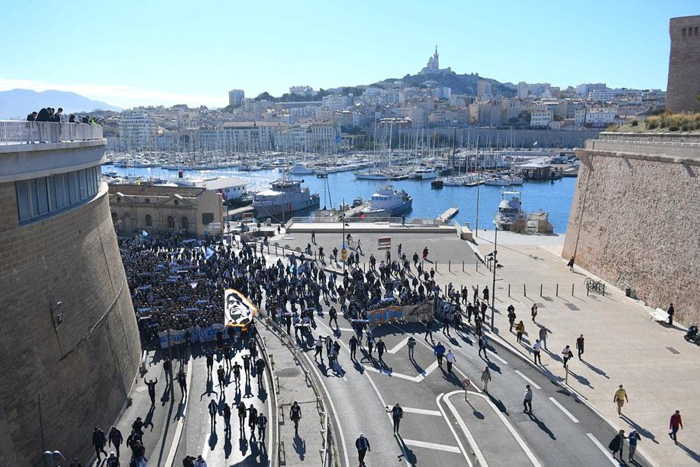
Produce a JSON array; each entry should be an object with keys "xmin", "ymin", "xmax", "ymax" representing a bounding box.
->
[
  {"xmin": 224, "ymin": 289, "xmax": 257, "ymax": 327},
  {"xmin": 367, "ymin": 301, "xmax": 434, "ymax": 326}
]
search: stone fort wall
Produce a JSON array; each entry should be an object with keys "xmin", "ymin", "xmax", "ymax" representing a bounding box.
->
[
  {"xmin": 562, "ymin": 134, "xmax": 700, "ymax": 324},
  {"xmin": 0, "ymin": 182, "xmax": 141, "ymax": 465},
  {"xmin": 667, "ymin": 15, "xmax": 700, "ymax": 113}
]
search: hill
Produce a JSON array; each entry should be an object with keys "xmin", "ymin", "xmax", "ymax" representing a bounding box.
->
[
  {"xmin": 0, "ymin": 89, "xmax": 121, "ymax": 119},
  {"xmin": 373, "ymin": 70, "xmax": 516, "ymax": 97}
]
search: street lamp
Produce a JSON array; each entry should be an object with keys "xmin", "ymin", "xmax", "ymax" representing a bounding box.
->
[{"xmin": 491, "ymin": 221, "xmax": 498, "ymax": 328}]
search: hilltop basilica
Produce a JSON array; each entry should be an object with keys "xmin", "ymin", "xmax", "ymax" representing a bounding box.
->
[{"xmin": 419, "ymin": 46, "xmax": 452, "ymax": 74}]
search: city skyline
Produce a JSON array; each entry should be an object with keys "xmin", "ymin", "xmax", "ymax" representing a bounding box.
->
[{"xmin": 1, "ymin": 1, "xmax": 697, "ymax": 108}]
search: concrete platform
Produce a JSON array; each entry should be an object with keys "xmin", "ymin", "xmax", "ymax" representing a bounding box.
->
[{"xmin": 286, "ymin": 221, "xmax": 458, "ymax": 234}]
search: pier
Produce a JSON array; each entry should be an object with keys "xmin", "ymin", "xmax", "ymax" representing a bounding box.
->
[{"xmin": 436, "ymin": 207, "xmax": 459, "ymax": 223}]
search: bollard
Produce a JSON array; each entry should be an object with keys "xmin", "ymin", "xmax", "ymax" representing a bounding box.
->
[
  {"xmin": 462, "ymin": 261, "xmax": 465, "ymax": 272},
  {"xmin": 540, "ymin": 284, "xmax": 543, "ymax": 297},
  {"xmin": 476, "ymin": 260, "xmax": 479, "ymax": 272},
  {"xmin": 449, "ymin": 260, "xmax": 451, "ymax": 272},
  {"xmin": 572, "ymin": 283, "xmax": 575, "ymax": 296},
  {"xmin": 275, "ymin": 245, "xmax": 278, "ymax": 255},
  {"xmin": 556, "ymin": 283, "xmax": 559, "ymax": 297},
  {"xmin": 508, "ymin": 283, "xmax": 511, "ymax": 297},
  {"xmin": 523, "ymin": 284, "xmax": 527, "ymax": 297}
]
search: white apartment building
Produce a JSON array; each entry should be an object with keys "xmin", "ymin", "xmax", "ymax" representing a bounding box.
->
[
  {"xmin": 322, "ymin": 94, "xmax": 353, "ymax": 111},
  {"xmin": 517, "ymin": 82, "xmax": 529, "ymax": 99},
  {"xmin": 530, "ymin": 109, "xmax": 554, "ymax": 128},
  {"xmin": 119, "ymin": 111, "xmax": 156, "ymax": 150},
  {"xmin": 228, "ymin": 89, "xmax": 245, "ymax": 107},
  {"xmin": 585, "ymin": 108, "xmax": 617, "ymax": 127},
  {"xmin": 289, "ymin": 85, "xmax": 316, "ymax": 97}
]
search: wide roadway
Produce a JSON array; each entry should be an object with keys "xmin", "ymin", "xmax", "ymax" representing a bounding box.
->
[{"xmin": 296, "ymin": 298, "xmax": 648, "ymax": 467}]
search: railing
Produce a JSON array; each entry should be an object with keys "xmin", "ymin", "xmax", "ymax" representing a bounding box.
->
[{"xmin": 0, "ymin": 120, "xmax": 103, "ymax": 145}]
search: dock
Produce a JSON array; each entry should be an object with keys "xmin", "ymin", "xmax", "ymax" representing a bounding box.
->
[
  {"xmin": 227, "ymin": 205, "xmax": 254, "ymax": 220},
  {"xmin": 436, "ymin": 207, "xmax": 459, "ymax": 223}
]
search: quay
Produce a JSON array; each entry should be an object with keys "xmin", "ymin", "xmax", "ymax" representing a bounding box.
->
[
  {"xmin": 436, "ymin": 207, "xmax": 459, "ymax": 223},
  {"xmin": 285, "ymin": 218, "xmax": 458, "ymax": 234}
]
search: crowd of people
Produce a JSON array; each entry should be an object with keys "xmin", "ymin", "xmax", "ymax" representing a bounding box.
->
[{"xmin": 26, "ymin": 107, "xmax": 96, "ymax": 124}]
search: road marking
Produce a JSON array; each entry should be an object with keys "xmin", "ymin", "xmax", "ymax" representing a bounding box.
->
[
  {"xmin": 447, "ymin": 391, "xmax": 543, "ymax": 467},
  {"xmin": 442, "ymin": 392, "xmax": 488, "ymax": 467},
  {"xmin": 301, "ymin": 351, "xmax": 350, "ymax": 467},
  {"xmin": 514, "ymin": 370, "xmax": 542, "ymax": 390},
  {"xmin": 488, "ymin": 351, "xmax": 509, "ymax": 365},
  {"xmin": 165, "ymin": 356, "xmax": 193, "ymax": 467},
  {"xmin": 402, "ymin": 438, "xmax": 461, "ymax": 453},
  {"xmin": 548, "ymin": 397, "xmax": 579, "ymax": 423},
  {"xmin": 586, "ymin": 433, "xmax": 619, "ymax": 466},
  {"xmin": 402, "ymin": 406, "xmax": 442, "ymax": 416},
  {"xmin": 436, "ymin": 394, "xmax": 473, "ymax": 467},
  {"xmin": 388, "ymin": 337, "xmax": 410, "ymax": 354}
]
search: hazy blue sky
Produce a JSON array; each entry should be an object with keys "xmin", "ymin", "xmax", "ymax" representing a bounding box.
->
[{"xmin": 1, "ymin": 1, "xmax": 697, "ymax": 108}]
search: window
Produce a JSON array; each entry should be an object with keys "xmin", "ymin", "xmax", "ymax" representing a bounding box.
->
[
  {"xmin": 695, "ymin": 27, "xmax": 699, "ymax": 36},
  {"xmin": 181, "ymin": 216, "xmax": 189, "ymax": 231},
  {"xmin": 682, "ymin": 28, "xmax": 686, "ymax": 37},
  {"xmin": 145, "ymin": 214, "xmax": 152, "ymax": 226},
  {"xmin": 202, "ymin": 213, "xmax": 214, "ymax": 225},
  {"xmin": 15, "ymin": 166, "xmax": 101, "ymax": 224},
  {"xmin": 167, "ymin": 216, "xmax": 175, "ymax": 229}
]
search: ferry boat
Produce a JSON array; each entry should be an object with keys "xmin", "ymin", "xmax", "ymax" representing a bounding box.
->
[
  {"xmin": 253, "ymin": 179, "xmax": 319, "ymax": 219},
  {"xmin": 360, "ymin": 185, "xmax": 412, "ymax": 217},
  {"xmin": 494, "ymin": 191, "xmax": 527, "ymax": 231}
]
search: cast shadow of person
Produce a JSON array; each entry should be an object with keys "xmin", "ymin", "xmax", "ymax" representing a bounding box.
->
[
  {"xmin": 293, "ymin": 433, "xmax": 306, "ymax": 460},
  {"xmin": 620, "ymin": 414, "xmax": 659, "ymax": 444}
]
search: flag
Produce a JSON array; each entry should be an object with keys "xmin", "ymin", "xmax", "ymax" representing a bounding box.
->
[
  {"xmin": 224, "ymin": 289, "xmax": 257, "ymax": 327},
  {"xmin": 142, "ymin": 230, "xmax": 149, "ymax": 237},
  {"xmin": 190, "ymin": 281, "xmax": 198, "ymax": 289},
  {"xmin": 205, "ymin": 247, "xmax": 215, "ymax": 260}
]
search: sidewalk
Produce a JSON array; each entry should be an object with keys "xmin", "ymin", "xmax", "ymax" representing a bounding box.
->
[
  {"xmin": 258, "ymin": 321, "xmax": 329, "ymax": 466},
  {"xmin": 465, "ymin": 233, "xmax": 700, "ymax": 467}
]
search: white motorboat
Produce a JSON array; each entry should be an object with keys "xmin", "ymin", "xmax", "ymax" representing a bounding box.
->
[
  {"xmin": 413, "ymin": 167, "xmax": 438, "ymax": 180},
  {"xmin": 288, "ymin": 164, "xmax": 315, "ymax": 175},
  {"xmin": 360, "ymin": 185, "xmax": 412, "ymax": 217},
  {"xmin": 494, "ymin": 191, "xmax": 526, "ymax": 231},
  {"xmin": 355, "ymin": 170, "xmax": 389, "ymax": 180}
]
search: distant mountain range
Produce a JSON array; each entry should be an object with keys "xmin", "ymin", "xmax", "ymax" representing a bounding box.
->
[{"xmin": 0, "ymin": 89, "xmax": 120, "ymax": 119}]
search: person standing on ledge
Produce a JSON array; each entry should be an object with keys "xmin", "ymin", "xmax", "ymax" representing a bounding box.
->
[
  {"xmin": 567, "ymin": 256, "xmax": 575, "ymax": 271},
  {"xmin": 667, "ymin": 303, "xmax": 675, "ymax": 326}
]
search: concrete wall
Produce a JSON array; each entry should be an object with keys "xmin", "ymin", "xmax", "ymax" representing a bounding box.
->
[
  {"xmin": 667, "ymin": 15, "xmax": 700, "ymax": 113},
  {"xmin": 563, "ymin": 139, "xmax": 700, "ymax": 324},
  {"xmin": 0, "ymin": 181, "xmax": 141, "ymax": 465}
]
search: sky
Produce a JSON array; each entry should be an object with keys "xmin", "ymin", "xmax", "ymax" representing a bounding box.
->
[{"xmin": 1, "ymin": 1, "xmax": 697, "ymax": 109}]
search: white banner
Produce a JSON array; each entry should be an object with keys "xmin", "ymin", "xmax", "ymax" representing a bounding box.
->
[{"xmin": 224, "ymin": 289, "xmax": 256, "ymax": 327}]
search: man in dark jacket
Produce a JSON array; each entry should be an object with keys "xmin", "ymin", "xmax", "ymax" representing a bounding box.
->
[
  {"xmin": 108, "ymin": 426, "xmax": 123, "ymax": 459},
  {"xmin": 355, "ymin": 433, "xmax": 371, "ymax": 466},
  {"xmin": 92, "ymin": 427, "xmax": 107, "ymax": 461}
]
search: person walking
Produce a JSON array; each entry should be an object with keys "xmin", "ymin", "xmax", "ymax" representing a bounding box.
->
[
  {"xmin": 507, "ymin": 305, "xmax": 516, "ymax": 332},
  {"xmin": 667, "ymin": 303, "xmax": 675, "ymax": 326},
  {"xmin": 446, "ymin": 349, "xmax": 456, "ymax": 373},
  {"xmin": 206, "ymin": 351, "xmax": 214, "ymax": 375},
  {"xmin": 208, "ymin": 398, "xmax": 218, "ymax": 430},
  {"xmin": 178, "ymin": 368, "xmax": 187, "ymax": 395},
  {"xmin": 561, "ymin": 345, "xmax": 573, "ymax": 369},
  {"xmin": 407, "ymin": 336, "xmax": 416, "ymax": 360},
  {"xmin": 609, "ymin": 430, "xmax": 625, "ymax": 461},
  {"xmin": 257, "ymin": 413, "xmax": 268, "ymax": 442},
  {"xmin": 232, "ymin": 361, "xmax": 242, "ymax": 387},
  {"xmin": 530, "ymin": 303, "xmax": 538, "ymax": 322},
  {"xmin": 478, "ymin": 334, "xmax": 489, "ymax": 360},
  {"xmin": 329, "ymin": 306, "xmax": 339, "ymax": 329},
  {"xmin": 515, "ymin": 320, "xmax": 525, "ymax": 343},
  {"xmin": 481, "ymin": 366, "xmax": 492, "ymax": 393},
  {"xmin": 290, "ymin": 401, "xmax": 302, "ymax": 436},
  {"xmin": 614, "ymin": 385, "xmax": 629, "ymax": 416},
  {"xmin": 567, "ymin": 256, "xmax": 575, "ymax": 271},
  {"xmin": 376, "ymin": 338, "xmax": 386, "ymax": 363},
  {"xmin": 108, "ymin": 426, "xmax": 123, "ymax": 459},
  {"xmin": 92, "ymin": 427, "xmax": 108, "ymax": 462},
  {"xmin": 576, "ymin": 334, "xmax": 585, "ymax": 360},
  {"xmin": 194, "ymin": 454, "xmax": 208, "ymax": 467},
  {"xmin": 223, "ymin": 401, "xmax": 231, "ymax": 433},
  {"xmin": 434, "ymin": 342, "xmax": 446, "ymax": 368},
  {"xmin": 145, "ymin": 378, "xmax": 158, "ymax": 405},
  {"xmin": 628, "ymin": 430, "xmax": 641, "ymax": 462},
  {"xmin": 424, "ymin": 319, "xmax": 434, "ymax": 343},
  {"xmin": 349, "ymin": 335, "xmax": 358, "ymax": 360},
  {"xmin": 532, "ymin": 339, "xmax": 542, "ymax": 365},
  {"xmin": 355, "ymin": 433, "xmax": 371, "ymax": 466},
  {"xmin": 237, "ymin": 402, "xmax": 247, "ymax": 434},
  {"xmin": 314, "ymin": 336, "xmax": 324, "ymax": 363},
  {"xmin": 217, "ymin": 365, "xmax": 226, "ymax": 388},
  {"xmin": 388, "ymin": 403, "xmax": 403, "ymax": 434},
  {"xmin": 669, "ymin": 410, "xmax": 683, "ymax": 444},
  {"xmin": 523, "ymin": 385, "xmax": 533, "ymax": 414},
  {"xmin": 538, "ymin": 326, "xmax": 549, "ymax": 350},
  {"xmin": 248, "ymin": 405, "xmax": 258, "ymax": 438}
]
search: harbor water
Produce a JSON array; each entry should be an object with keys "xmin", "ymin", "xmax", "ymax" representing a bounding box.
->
[{"xmin": 102, "ymin": 164, "xmax": 577, "ymax": 233}]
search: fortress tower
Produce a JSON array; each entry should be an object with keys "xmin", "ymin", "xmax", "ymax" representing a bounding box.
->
[
  {"xmin": 0, "ymin": 122, "xmax": 141, "ymax": 464},
  {"xmin": 666, "ymin": 15, "xmax": 700, "ymax": 112}
]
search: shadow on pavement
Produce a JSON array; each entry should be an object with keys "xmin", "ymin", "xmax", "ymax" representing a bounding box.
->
[
  {"xmin": 527, "ymin": 413, "xmax": 556, "ymax": 440},
  {"xmin": 582, "ymin": 360, "xmax": 610, "ymax": 379},
  {"xmin": 620, "ymin": 415, "xmax": 659, "ymax": 444},
  {"xmin": 677, "ymin": 442, "xmax": 700, "ymax": 463},
  {"xmin": 293, "ymin": 434, "xmax": 306, "ymax": 460}
]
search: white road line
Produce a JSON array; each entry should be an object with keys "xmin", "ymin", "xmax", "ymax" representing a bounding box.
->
[
  {"xmin": 165, "ymin": 356, "xmax": 193, "ymax": 467},
  {"xmin": 442, "ymin": 391, "xmax": 488, "ymax": 467},
  {"xmin": 548, "ymin": 397, "xmax": 579, "ymax": 423},
  {"xmin": 436, "ymin": 394, "xmax": 473, "ymax": 467},
  {"xmin": 586, "ymin": 433, "xmax": 619, "ymax": 466},
  {"xmin": 488, "ymin": 351, "xmax": 509, "ymax": 365},
  {"xmin": 514, "ymin": 370, "xmax": 542, "ymax": 390},
  {"xmin": 402, "ymin": 407, "xmax": 442, "ymax": 416},
  {"xmin": 388, "ymin": 337, "xmax": 410, "ymax": 354},
  {"xmin": 301, "ymin": 351, "xmax": 350, "ymax": 467},
  {"xmin": 450, "ymin": 391, "xmax": 543, "ymax": 467},
  {"xmin": 402, "ymin": 438, "xmax": 461, "ymax": 454}
]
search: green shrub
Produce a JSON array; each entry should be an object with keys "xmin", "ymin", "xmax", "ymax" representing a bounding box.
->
[{"xmin": 631, "ymin": 120, "xmax": 638, "ymax": 126}]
